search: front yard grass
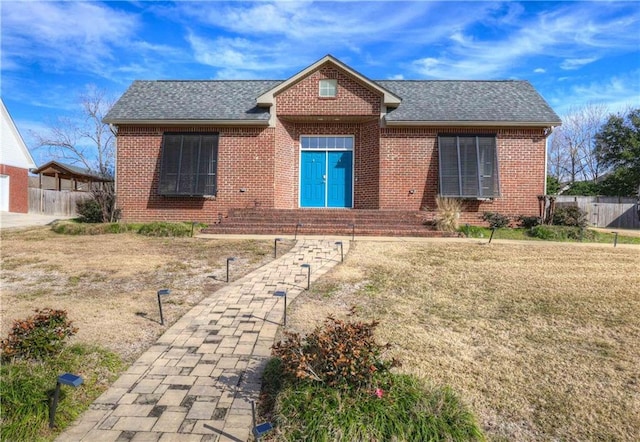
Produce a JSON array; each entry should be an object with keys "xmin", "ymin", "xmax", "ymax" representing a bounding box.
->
[{"xmin": 284, "ymin": 240, "xmax": 640, "ymax": 441}]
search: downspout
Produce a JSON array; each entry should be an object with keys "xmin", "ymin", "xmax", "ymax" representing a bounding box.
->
[
  {"xmin": 543, "ymin": 126, "xmax": 557, "ymax": 195},
  {"xmin": 109, "ymin": 124, "xmax": 118, "ymax": 221}
]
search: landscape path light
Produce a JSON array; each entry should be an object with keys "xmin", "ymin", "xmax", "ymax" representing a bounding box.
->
[
  {"xmin": 49, "ymin": 373, "xmax": 83, "ymax": 428},
  {"xmin": 301, "ymin": 264, "xmax": 311, "ymax": 290},
  {"xmin": 612, "ymin": 231, "xmax": 618, "ymax": 247},
  {"xmin": 157, "ymin": 289, "xmax": 170, "ymax": 325},
  {"xmin": 295, "ymin": 222, "xmax": 304, "ymax": 240},
  {"xmin": 274, "ymin": 238, "xmax": 283, "ymax": 258},
  {"xmin": 335, "ymin": 241, "xmax": 343, "ymax": 262},
  {"xmin": 273, "ymin": 290, "xmax": 287, "ymax": 326},
  {"xmin": 226, "ymin": 257, "xmax": 236, "ymax": 283},
  {"xmin": 489, "ymin": 227, "xmax": 497, "ymax": 244},
  {"xmin": 252, "ymin": 400, "xmax": 273, "ymax": 441}
]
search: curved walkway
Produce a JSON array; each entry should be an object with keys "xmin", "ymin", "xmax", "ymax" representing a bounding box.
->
[{"xmin": 56, "ymin": 238, "xmax": 349, "ymax": 442}]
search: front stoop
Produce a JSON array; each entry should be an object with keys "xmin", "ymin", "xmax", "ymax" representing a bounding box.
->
[{"xmin": 202, "ymin": 209, "xmax": 460, "ymax": 238}]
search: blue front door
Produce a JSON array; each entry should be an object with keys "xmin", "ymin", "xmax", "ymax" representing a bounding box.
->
[{"xmin": 300, "ymin": 150, "xmax": 352, "ymax": 208}]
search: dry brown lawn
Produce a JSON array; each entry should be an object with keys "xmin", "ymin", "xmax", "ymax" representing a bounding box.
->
[
  {"xmin": 286, "ymin": 240, "xmax": 640, "ymax": 441},
  {"xmin": 0, "ymin": 227, "xmax": 280, "ymax": 363}
]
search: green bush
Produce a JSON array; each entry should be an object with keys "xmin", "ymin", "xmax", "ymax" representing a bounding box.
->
[
  {"xmin": 136, "ymin": 222, "xmax": 195, "ymax": 237},
  {"xmin": 552, "ymin": 205, "xmax": 588, "ymax": 228},
  {"xmin": 529, "ymin": 225, "xmax": 595, "ymax": 241},
  {"xmin": 1, "ymin": 309, "xmax": 78, "ymax": 361},
  {"xmin": 76, "ymin": 198, "xmax": 103, "ymax": 223},
  {"xmin": 482, "ymin": 212, "xmax": 510, "ymax": 228},
  {"xmin": 272, "ymin": 311, "xmax": 399, "ymax": 388},
  {"xmin": 518, "ymin": 215, "xmax": 542, "ymax": 229}
]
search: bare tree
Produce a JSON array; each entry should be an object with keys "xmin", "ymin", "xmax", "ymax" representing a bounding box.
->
[
  {"xmin": 548, "ymin": 103, "xmax": 609, "ymax": 184},
  {"xmin": 33, "ymin": 85, "xmax": 115, "ymax": 176},
  {"xmin": 32, "ymin": 86, "xmax": 118, "ymax": 221}
]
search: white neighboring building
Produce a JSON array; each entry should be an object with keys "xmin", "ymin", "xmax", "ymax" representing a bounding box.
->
[{"xmin": 0, "ymin": 98, "xmax": 36, "ymax": 212}]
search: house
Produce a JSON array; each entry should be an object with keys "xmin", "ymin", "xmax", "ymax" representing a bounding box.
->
[
  {"xmin": 1, "ymin": 99, "xmax": 36, "ymax": 213},
  {"xmin": 104, "ymin": 55, "xmax": 561, "ymax": 234}
]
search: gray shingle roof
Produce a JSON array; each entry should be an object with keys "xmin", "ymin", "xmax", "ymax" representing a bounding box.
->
[
  {"xmin": 379, "ymin": 80, "xmax": 560, "ymax": 123},
  {"xmin": 105, "ymin": 78, "xmax": 560, "ymax": 125},
  {"xmin": 104, "ymin": 80, "xmax": 280, "ymax": 122}
]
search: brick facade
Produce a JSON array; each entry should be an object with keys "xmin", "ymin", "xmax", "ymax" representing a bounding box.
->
[
  {"xmin": 115, "ymin": 62, "xmax": 549, "ymax": 225},
  {"xmin": 0, "ymin": 164, "xmax": 30, "ymax": 213}
]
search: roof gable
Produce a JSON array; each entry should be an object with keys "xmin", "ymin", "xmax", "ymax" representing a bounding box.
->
[
  {"xmin": 0, "ymin": 99, "xmax": 36, "ymax": 169},
  {"xmin": 256, "ymin": 55, "xmax": 401, "ymax": 107}
]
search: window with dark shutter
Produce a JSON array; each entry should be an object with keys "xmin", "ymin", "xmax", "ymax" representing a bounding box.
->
[
  {"xmin": 437, "ymin": 135, "xmax": 500, "ymax": 198},
  {"xmin": 159, "ymin": 133, "xmax": 218, "ymax": 196}
]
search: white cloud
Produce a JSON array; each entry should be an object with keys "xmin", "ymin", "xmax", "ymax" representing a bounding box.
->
[
  {"xmin": 2, "ymin": 2, "xmax": 139, "ymax": 75},
  {"xmin": 388, "ymin": 74, "xmax": 405, "ymax": 80},
  {"xmin": 560, "ymin": 58, "xmax": 598, "ymax": 70},
  {"xmin": 534, "ymin": 68, "xmax": 546, "ymax": 74}
]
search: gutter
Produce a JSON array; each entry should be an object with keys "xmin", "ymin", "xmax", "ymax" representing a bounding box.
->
[
  {"xmin": 385, "ymin": 120, "xmax": 562, "ymax": 127},
  {"xmin": 102, "ymin": 119, "xmax": 271, "ymax": 126}
]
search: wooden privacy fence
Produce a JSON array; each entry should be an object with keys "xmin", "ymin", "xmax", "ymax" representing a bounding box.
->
[
  {"xmin": 29, "ymin": 188, "xmax": 91, "ymax": 216},
  {"xmin": 556, "ymin": 196, "xmax": 640, "ymax": 229}
]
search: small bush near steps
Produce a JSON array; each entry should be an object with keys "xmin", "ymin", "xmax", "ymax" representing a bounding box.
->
[{"xmin": 264, "ymin": 310, "xmax": 484, "ymax": 441}]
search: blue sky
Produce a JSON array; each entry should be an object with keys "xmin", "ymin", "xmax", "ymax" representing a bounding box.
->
[{"xmin": 2, "ymin": 0, "xmax": 639, "ymax": 166}]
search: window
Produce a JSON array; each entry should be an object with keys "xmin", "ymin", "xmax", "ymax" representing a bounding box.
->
[
  {"xmin": 300, "ymin": 136, "xmax": 353, "ymax": 150},
  {"xmin": 319, "ymin": 79, "xmax": 337, "ymax": 97},
  {"xmin": 159, "ymin": 133, "xmax": 218, "ymax": 196},
  {"xmin": 438, "ymin": 135, "xmax": 500, "ymax": 198}
]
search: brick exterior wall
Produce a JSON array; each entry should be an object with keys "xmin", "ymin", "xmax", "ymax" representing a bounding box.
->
[
  {"xmin": 0, "ymin": 164, "xmax": 29, "ymax": 213},
  {"xmin": 115, "ymin": 65, "xmax": 548, "ymax": 225},
  {"xmin": 276, "ymin": 63, "xmax": 382, "ymax": 117},
  {"xmin": 116, "ymin": 125, "xmax": 275, "ymax": 222}
]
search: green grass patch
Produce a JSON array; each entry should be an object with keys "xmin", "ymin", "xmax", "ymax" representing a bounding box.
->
[
  {"xmin": 0, "ymin": 344, "xmax": 124, "ymax": 441},
  {"xmin": 261, "ymin": 358, "xmax": 484, "ymax": 442},
  {"xmin": 51, "ymin": 221, "xmax": 205, "ymax": 237},
  {"xmin": 459, "ymin": 225, "xmax": 640, "ymax": 244}
]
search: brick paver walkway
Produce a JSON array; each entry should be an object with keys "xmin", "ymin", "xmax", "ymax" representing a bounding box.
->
[{"xmin": 56, "ymin": 238, "xmax": 348, "ymax": 442}]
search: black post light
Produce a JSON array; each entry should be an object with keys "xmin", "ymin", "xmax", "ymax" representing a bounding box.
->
[
  {"xmin": 612, "ymin": 232, "xmax": 619, "ymax": 247},
  {"xmin": 49, "ymin": 373, "xmax": 83, "ymax": 428},
  {"xmin": 349, "ymin": 223, "xmax": 355, "ymax": 241},
  {"xmin": 252, "ymin": 400, "xmax": 273, "ymax": 441},
  {"xmin": 274, "ymin": 238, "xmax": 283, "ymax": 258},
  {"xmin": 488, "ymin": 227, "xmax": 497, "ymax": 244},
  {"xmin": 335, "ymin": 241, "xmax": 344, "ymax": 262},
  {"xmin": 273, "ymin": 290, "xmax": 287, "ymax": 326},
  {"xmin": 157, "ymin": 289, "xmax": 170, "ymax": 325},
  {"xmin": 294, "ymin": 222, "xmax": 304, "ymax": 240},
  {"xmin": 301, "ymin": 264, "xmax": 311, "ymax": 290},
  {"xmin": 226, "ymin": 257, "xmax": 236, "ymax": 283},
  {"xmin": 465, "ymin": 223, "xmax": 470, "ymax": 238}
]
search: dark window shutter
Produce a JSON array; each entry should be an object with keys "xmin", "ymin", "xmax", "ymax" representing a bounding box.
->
[
  {"xmin": 438, "ymin": 135, "xmax": 499, "ymax": 198},
  {"xmin": 159, "ymin": 133, "xmax": 219, "ymax": 196},
  {"xmin": 438, "ymin": 136, "xmax": 460, "ymax": 196}
]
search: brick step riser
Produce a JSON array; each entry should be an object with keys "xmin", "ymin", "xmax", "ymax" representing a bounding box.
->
[
  {"xmin": 215, "ymin": 220, "xmax": 430, "ymax": 227},
  {"xmin": 203, "ymin": 227, "xmax": 455, "ymax": 237}
]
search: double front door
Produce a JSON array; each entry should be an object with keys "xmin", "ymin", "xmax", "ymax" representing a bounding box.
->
[{"xmin": 300, "ymin": 149, "xmax": 353, "ymax": 208}]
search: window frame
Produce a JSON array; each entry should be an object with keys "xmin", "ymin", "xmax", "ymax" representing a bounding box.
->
[
  {"xmin": 158, "ymin": 132, "xmax": 219, "ymax": 197},
  {"xmin": 319, "ymin": 79, "xmax": 338, "ymax": 98},
  {"xmin": 437, "ymin": 134, "xmax": 500, "ymax": 199}
]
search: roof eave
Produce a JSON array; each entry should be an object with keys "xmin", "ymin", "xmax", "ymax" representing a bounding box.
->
[
  {"xmin": 385, "ymin": 120, "xmax": 562, "ymax": 127},
  {"xmin": 103, "ymin": 119, "xmax": 271, "ymax": 126}
]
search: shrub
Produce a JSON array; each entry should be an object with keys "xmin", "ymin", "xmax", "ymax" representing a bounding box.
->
[
  {"xmin": 1, "ymin": 309, "xmax": 78, "ymax": 361},
  {"xmin": 272, "ymin": 310, "xmax": 399, "ymax": 389},
  {"xmin": 76, "ymin": 198, "xmax": 103, "ymax": 223},
  {"xmin": 518, "ymin": 215, "xmax": 542, "ymax": 229},
  {"xmin": 529, "ymin": 225, "xmax": 595, "ymax": 241},
  {"xmin": 136, "ymin": 222, "xmax": 194, "ymax": 237},
  {"xmin": 552, "ymin": 205, "xmax": 588, "ymax": 228},
  {"xmin": 482, "ymin": 211, "xmax": 510, "ymax": 228},
  {"xmin": 434, "ymin": 197, "xmax": 462, "ymax": 232}
]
